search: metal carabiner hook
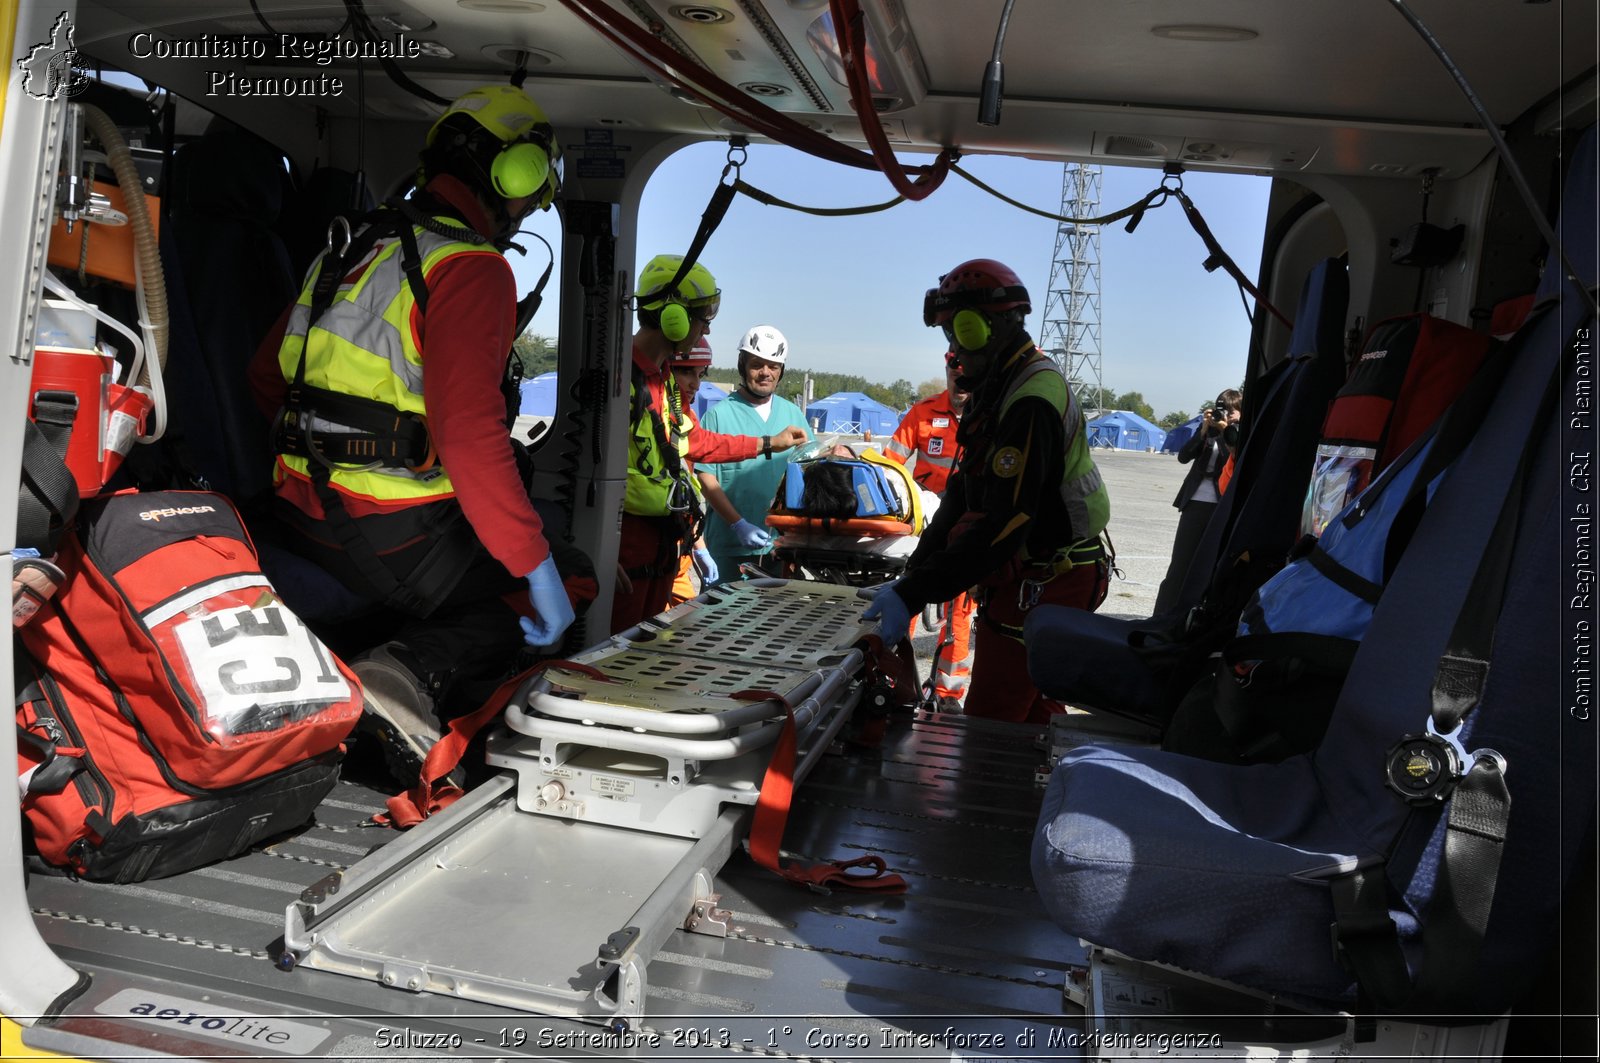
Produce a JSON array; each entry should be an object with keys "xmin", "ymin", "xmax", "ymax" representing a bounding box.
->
[
  {"xmin": 324, "ymin": 215, "xmax": 353, "ymax": 258},
  {"xmin": 722, "ymin": 139, "xmax": 749, "ymax": 184}
]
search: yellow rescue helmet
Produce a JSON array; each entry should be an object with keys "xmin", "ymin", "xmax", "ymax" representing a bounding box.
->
[
  {"xmin": 636, "ymin": 255, "xmax": 720, "ymax": 342},
  {"xmin": 428, "ymin": 86, "xmax": 561, "ymax": 209}
]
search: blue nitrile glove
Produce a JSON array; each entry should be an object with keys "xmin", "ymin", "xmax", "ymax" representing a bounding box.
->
[
  {"xmin": 859, "ymin": 580, "xmax": 911, "ymax": 643},
  {"xmin": 692, "ymin": 546, "xmax": 719, "ymax": 585},
  {"xmin": 520, "ymin": 555, "xmax": 576, "ymax": 650},
  {"xmin": 730, "ymin": 518, "xmax": 773, "ymax": 550}
]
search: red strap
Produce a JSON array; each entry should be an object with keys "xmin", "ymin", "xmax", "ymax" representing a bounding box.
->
[
  {"xmin": 740, "ymin": 687, "xmax": 908, "ymax": 895},
  {"xmin": 376, "ymin": 659, "xmax": 610, "ymax": 828},
  {"xmin": 868, "ymin": 633, "xmax": 922, "ymax": 707}
]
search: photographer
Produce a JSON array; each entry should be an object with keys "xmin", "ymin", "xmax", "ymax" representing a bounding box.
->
[{"xmin": 1153, "ymin": 389, "xmax": 1241, "ymax": 615}]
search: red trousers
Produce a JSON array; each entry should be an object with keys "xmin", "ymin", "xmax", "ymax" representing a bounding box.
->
[
  {"xmin": 965, "ymin": 560, "xmax": 1108, "ymax": 724},
  {"xmin": 610, "ymin": 513, "xmax": 682, "ymax": 634}
]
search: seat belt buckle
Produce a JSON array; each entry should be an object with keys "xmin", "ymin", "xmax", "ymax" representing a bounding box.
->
[{"xmin": 1384, "ymin": 717, "xmax": 1508, "ymax": 806}]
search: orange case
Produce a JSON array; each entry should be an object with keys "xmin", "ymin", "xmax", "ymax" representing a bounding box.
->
[{"xmin": 47, "ymin": 179, "xmax": 161, "ymax": 289}]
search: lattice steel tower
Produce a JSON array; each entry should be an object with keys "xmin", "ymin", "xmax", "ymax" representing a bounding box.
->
[{"xmin": 1038, "ymin": 163, "xmax": 1105, "ymax": 413}]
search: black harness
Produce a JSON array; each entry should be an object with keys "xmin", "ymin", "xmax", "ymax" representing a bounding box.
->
[{"xmin": 270, "ymin": 200, "xmax": 509, "ymax": 614}]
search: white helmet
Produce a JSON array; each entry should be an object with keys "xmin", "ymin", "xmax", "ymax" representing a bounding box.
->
[{"xmin": 738, "ymin": 325, "xmax": 789, "ymax": 364}]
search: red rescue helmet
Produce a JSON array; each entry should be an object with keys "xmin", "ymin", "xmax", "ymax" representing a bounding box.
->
[
  {"xmin": 669, "ymin": 338, "xmax": 713, "ymax": 370},
  {"xmin": 923, "ymin": 258, "xmax": 1031, "ymax": 326}
]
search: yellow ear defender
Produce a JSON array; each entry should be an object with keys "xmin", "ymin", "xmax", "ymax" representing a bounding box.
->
[
  {"xmin": 489, "ymin": 140, "xmax": 551, "ymax": 200},
  {"xmin": 659, "ymin": 302, "xmax": 691, "ymax": 343},
  {"xmin": 951, "ymin": 308, "xmax": 992, "ymax": 351}
]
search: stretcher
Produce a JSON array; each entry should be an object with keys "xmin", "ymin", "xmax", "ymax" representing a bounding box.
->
[
  {"xmin": 281, "ymin": 578, "xmax": 870, "ymax": 1027},
  {"xmin": 765, "ymin": 438, "xmax": 927, "ymax": 586}
]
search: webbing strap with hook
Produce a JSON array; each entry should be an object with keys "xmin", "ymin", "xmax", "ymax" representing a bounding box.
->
[
  {"xmin": 377, "ymin": 659, "xmax": 612, "ymax": 828},
  {"xmin": 740, "ymin": 682, "xmax": 908, "ymax": 894},
  {"xmin": 733, "ymin": 179, "xmax": 904, "ymax": 217},
  {"xmin": 646, "ymin": 141, "xmax": 745, "ymax": 306},
  {"xmin": 1172, "ymin": 187, "xmax": 1294, "ymax": 330}
]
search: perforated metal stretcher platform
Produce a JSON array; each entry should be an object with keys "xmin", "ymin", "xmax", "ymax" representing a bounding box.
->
[{"xmin": 282, "ymin": 580, "xmax": 872, "ymax": 1025}]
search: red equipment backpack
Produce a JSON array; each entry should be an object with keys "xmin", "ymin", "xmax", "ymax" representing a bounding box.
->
[
  {"xmin": 15, "ymin": 490, "xmax": 362, "ymax": 882},
  {"xmin": 1300, "ymin": 313, "xmax": 1492, "ymax": 537}
]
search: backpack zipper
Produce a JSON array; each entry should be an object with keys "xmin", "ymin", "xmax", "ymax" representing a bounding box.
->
[{"xmin": 29, "ymin": 672, "xmax": 114, "ymax": 821}]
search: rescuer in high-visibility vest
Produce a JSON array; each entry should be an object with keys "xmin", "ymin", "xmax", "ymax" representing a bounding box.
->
[
  {"xmin": 613, "ymin": 255, "xmax": 807, "ymax": 634},
  {"xmin": 249, "ymin": 85, "xmax": 594, "ymax": 784},
  {"xmin": 864, "ymin": 259, "xmax": 1113, "ymax": 723},
  {"xmin": 883, "ymin": 349, "xmax": 976, "ymax": 711}
]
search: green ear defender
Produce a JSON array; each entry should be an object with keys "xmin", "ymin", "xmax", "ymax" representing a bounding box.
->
[
  {"xmin": 490, "ymin": 140, "xmax": 551, "ymax": 199},
  {"xmin": 952, "ymin": 308, "xmax": 992, "ymax": 351},
  {"xmin": 659, "ymin": 302, "xmax": 691, "ymax": 342}
]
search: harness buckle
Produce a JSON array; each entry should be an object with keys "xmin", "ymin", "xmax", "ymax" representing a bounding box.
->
[{"xmin": 1384, "ymin": 717, "xmax": 1507, "ymax": 806}]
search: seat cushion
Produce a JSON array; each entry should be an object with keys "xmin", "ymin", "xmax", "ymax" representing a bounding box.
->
[
  {"xmin": 1032, "ymin": 745, "xmax": 1366, "ymax": 1005},
  {"xmin": 1024, "ymin": 608, "xmax": 1172, "ymax": 720}
]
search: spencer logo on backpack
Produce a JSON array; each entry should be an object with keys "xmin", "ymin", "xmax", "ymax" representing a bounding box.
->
[{"xmin": 14, "ymin": 490, "xmax": 363, "ymax": 882}]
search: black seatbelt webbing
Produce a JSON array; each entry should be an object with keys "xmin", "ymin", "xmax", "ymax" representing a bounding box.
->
[
  {"xmin": 1332, "ymin": 330, "xmax": 1566, "ymax": 1012},
  {"xmin": 1400, "ymin": 370, "xmax": 1554, "ymax": 1006},
  {"xmin": 18, "ymin": 395, "xmax": 81, "ymax": 554}
]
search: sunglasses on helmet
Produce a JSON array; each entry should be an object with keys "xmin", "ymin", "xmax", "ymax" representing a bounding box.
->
[{"xmin": 922, "ymin": 285, "xmax": 1030, "ymax": 327}]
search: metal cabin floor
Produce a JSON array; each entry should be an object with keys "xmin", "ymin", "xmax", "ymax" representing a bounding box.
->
[{"xmin": 25, "ymin": 712, "xmax": 1087, "ymax": 1060}]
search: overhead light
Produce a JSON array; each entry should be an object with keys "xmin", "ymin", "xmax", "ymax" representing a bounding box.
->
[
  {"xmin": 1150, "ymin": 24, "xmax": 1258, "ymax": 43},
  {"xmin": 482, "ymin": 44, "xmax": 559, "ymax": 66},
  {"xmin": 669, "ymin": 5, "xmax": 734, "ymax": 24},
  {"xmin": 804, "ymin": 6, "xmax": 929, "ymax": 112},
  {"xmin": 457, "ymin": 1, "xmax": 547, "ymax": 12}
]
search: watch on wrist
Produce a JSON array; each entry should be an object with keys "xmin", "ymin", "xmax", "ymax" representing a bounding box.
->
[{"xmin": 761, "ymin": 434, "xmax": 772, "ymax": 458}]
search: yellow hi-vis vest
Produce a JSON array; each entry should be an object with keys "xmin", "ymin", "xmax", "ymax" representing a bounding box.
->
[
  {"xmin": 275, "ymin": 219, "xmax": 494, "ymax": 503},
  {"xmin": 624, "ymin": 372, "xmax": 697, "ymax": 517},
  {"xmin": 998, "ymin": 351, "xmax": 1111, "ymax": 545}
]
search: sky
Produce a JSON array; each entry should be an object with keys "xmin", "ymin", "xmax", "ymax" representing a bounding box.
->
[{"xmin": 508, "ymin": 143, "xmax": 1270, "ymax": 420}]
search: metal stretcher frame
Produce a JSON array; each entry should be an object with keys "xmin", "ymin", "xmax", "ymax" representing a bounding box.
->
[{"xmin": 282, "ymin": 579, "xmax": 870, "ymax": 1025}]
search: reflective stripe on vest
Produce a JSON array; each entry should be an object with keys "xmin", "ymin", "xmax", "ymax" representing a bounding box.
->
[
  {"xmin": 276, "ymin": 220, "xmax": 493, "ymax": 502},
  {"xmin": 998, "ymin": 352, "xmax": 1111, "ymax": 541},
  {"xmin": 625, "ymin": 376, "xmax": 695, "ymax": 516}
]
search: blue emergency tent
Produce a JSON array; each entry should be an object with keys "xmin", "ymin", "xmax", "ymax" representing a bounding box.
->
[
  {"xmin": 521, "ymin": 374, "xmax": 726, "ymax": 419},
  {"xmin": 805, "ymin": 391, "xmax": 900, "ymax": 437},
  {"xmin": 1161, "ymin": 414, "xmax": 1202, "ymax": 453},
  {"xmin": 1086, "ymin": 410, "xmax": 1166, "ymax": 451},
  {"xmin": 686, "ymin": 380, "xmax": 728, "ymax": 418},
  {"xmin": 518, "ymin": 371, "xmax": 559, "ymax": 416}
]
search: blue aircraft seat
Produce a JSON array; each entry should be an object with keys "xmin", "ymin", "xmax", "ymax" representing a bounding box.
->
[
  {"xmin": 1031, "ymin": 126, "xmax": 1597, "ymax": 1013},
  {"xmin": 1024, "ymin": 257, "xmax": 1348, "ymax": 724}
]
